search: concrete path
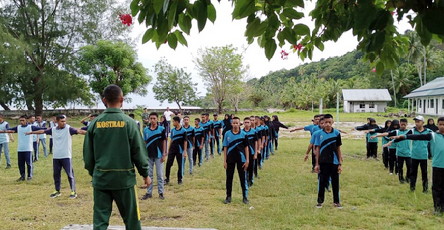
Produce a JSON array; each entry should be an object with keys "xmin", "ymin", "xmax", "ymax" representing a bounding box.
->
[{"xmin": 61, "ymin": 225, "xmax": 217, "ymax": 230}]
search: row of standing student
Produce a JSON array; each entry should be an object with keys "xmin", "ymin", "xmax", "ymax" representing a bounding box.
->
[
  {"xmin": 355, "ymin": 116, "xmax": 444, "ymax": 215},
  {"xmin": 140, "ymin": 112, "xmax": 288, "ymax": 204}
]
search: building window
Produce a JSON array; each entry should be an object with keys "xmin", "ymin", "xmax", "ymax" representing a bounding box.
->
[
  {"xmin": 359, "ymin": 103, "xmax": 365, "ymax": 109},
  {"xmin": 419, "ymin": 100, "xmax": 422, "ymax": 108},
  {"xmin": 430, "ymin": 99, "xmax": 434, "ymax": 108},
  {"xmin": 442, "ymin": 99, "xmax": 444, "ymax": 109},
  {"xmin": 369, "ymin": 103, "xmax": 375, "ymax": 108}
]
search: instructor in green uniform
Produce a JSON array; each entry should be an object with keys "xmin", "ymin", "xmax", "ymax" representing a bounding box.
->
[{"xmin": 83, "ymin": 84, "xmax": 151, "ymax": 230}]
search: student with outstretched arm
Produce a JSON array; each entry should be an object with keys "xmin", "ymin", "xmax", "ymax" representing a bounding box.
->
[{"xmin": 391, "ymin": 117, "xmax": 444, "ymax": 214}]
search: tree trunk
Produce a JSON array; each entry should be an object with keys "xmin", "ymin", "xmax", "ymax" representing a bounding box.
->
[
  {"xmin": 423, "ymin": 51, "xmax": 427, "ymax": 85},
  {"xmin": 34, "ymin": 91, "xmax": 44, "ymax": 116},
  {"xmin": 176, "ymin": 101, "xmax": 182, "ymax": 113},
  {"xmin": 0, "ymin": 102, "xmax": 11, "ymax": 110},
  {"xmin": 417, "ymin": 65, "xmax": 423, "ymax": 86},
  {"xmin": 217, "ymin": 101, "xmax": 223, "ymax": 114}
]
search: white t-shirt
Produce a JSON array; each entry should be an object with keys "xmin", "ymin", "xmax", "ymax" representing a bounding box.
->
[{"xmin": 163, "ymin": 110, "xmax": 174, "ymax": 121}]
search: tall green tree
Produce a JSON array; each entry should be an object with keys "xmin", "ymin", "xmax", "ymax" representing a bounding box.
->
[
  {"xmin": 195, "ymin": 45, "xmax": 246, "ymax": 114},
  {"xmin": 152, "ymin": 58, "xmax": 197, "ymax": 111},
  {"xmin": 77, "ymin": 40, "xmax": 151, "ymax": 102},
  {"xmin": 0, "ymin": 0, "xmax": 131, "ymax": 114}
]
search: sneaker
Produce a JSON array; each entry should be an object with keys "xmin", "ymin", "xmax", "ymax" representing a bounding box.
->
[
  {"xmin": 243, "ymin": 197, "xmax": 249, "ymax": 205},
  {"xmin": 5, "ymin": 164, "xmax": 11, "ymax": 169},
  {"xmin": 178, "ymin": 180, "xmax": 183, "ymax": 185},
  {"xmin": 164, "ymin": 179, "xmax": 169, "ymax": 185},
  {"xmin": 389, "ymin": 173, "xmax": 393, "ymax": 175},
  {"xmin": 26, "ymin": 177, "xmax": 32, "ymax": 181},
  {"xmin": 334, "ymin": 203, "xmax": 343, "ymax": 209},
  {"xmin": 316, "ymin": 203, "xmax": 323, "ymax": 208},
  {"xmin": 16, "ymin": 177, "xmax": 25, "ymax": 182},
  {"xmin": 50, "ymin": 191, "xmax": 61, "ymax": 198},
  {"xmin": 69, "ymin": 191, "xmax": 77, "ymax": 199},
  {"xmin": 159, "ymin": 193, "xmax": 165, "ymax": 200},
  {"xmin": 223, "ymin": 197, "xmax": 231, "ymax": 204},
  {"xmin": 141, "ymin": 193, "xmax": 152, "ymax": 200}
]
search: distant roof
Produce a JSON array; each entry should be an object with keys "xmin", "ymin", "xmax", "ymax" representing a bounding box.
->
[
  {"xmin": 342, "ymin": 89, "xmax": 392, "ymax": 102},
  {"xmin": 404, "ymin": 77, "xmax": 444, "ymax": 98}
]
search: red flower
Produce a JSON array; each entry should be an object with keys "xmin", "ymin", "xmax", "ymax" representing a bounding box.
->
[
  {"xmin": 371, "ymin": 68, "xmax": 376, "ymax": 73},
  {"xmin": 119, "ymin": 14, "xmax": 133, "ymax": 26},
  {"xmin": 280, "ymin": 50, "xmax": 289, "ymax": 60},
  {"xmin": 293, "ymin": 43, "xmax": 303, "ymax": 51}
]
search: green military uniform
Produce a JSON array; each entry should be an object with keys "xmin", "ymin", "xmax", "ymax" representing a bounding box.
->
[{"xmin": 83, "ymin": 108, "xmax": 149, "ymax": 230}]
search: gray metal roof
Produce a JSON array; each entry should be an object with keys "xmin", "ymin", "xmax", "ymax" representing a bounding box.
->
[
  {"xmin": 404, "ymin": 77, "xmax": 444, "ymax": 98},
  {"xmin": 342, "ymin": 89, "xmax": 392, "ymax": 101}
]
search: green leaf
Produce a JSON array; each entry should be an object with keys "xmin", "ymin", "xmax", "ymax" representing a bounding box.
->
[
  {"xmin": 153, "ymin": 0, "xmax": 164, "ymax": 14},
  {"xmin": 167, "ymin": 0, "xmax": 178, "ymax": 29},
  {"xmin": 246, "ymin": 18, "xmax": 268, "ymax": 37},
  {"xmin": 264, "ymin": 39, "xmax": 277, "ymax": 60},
  {"xmin": 293, "ymin": 24, "xmax": 310, "ymax": 35},
  {"xmin": 281, "ymin": 27, "xmax": 297, "ymax": 44},
  {"xmin": 130, "ymin": 0, "xmax": 140, "ymax": 16},
  {"xmin": 282, "ymin": 8, "xmax": 303, "ymax": 19},
  {"xmin": 138, "ymin": 9, "xmax": 147, "ymax": 24},
  {"xmin": 174, "ymin": 30, "xmax": 188, "ymax": 46},
  {"xmin": 178, "ymin": 14, "xmax": 192, "ymax": 34},
  {"xmin": 422, "ymin": 8, "xmax": 444, "ymax": 35},
  {"xmin": 195, "ymin": 0, "xmax": 207, "ymax": 32},
  {"xmin": 232, "ymin": 0, "xmax": 255, "ymax": 19},
  {"xmin": 167, "ymin": 33, "xmax": 178, "ymax": 49},
  {"xmin": 415, "ymin": 16, "xmax": 432, "ymax": 46},
  {"xmin": 207, "ymin": 3, "xmax": 216, "ymax": 23},
  {"xmin": 376, "ymin": 61, "xmax": 384, "ymax": 75},
  {"xmin": 315, "ymin": 38, "xmax": 324, "ymax": 51},
  {"xmin": 163, "ymin": 0, "xmax": 170, "ymax": 14},
  {"xmin": 285, "ymin": 0, "xmax": 304, "ymax": 8},
  {"xmin": 142, "ymin": 28, "xmax": 155, "ymax": 44}
]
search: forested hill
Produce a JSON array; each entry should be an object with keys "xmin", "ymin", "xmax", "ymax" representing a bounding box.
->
[
  {"xmin": 246, "ymin": 42, "xmax": 444, "ymax": 109},
  {"xmin": 249, "ymin": 50, "xmax": 370, "ymax": 87}
]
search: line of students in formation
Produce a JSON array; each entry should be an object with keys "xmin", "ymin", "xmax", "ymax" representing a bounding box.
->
[
  {"xmin": 0, "ymin": 111, "xmax": 289, "ymax": 205},
  {"xmin": 140, "ymin": 112, "xmax": 288, "ymax": 204},
  {"xmin": 353, "ymin": 115, "xmax": 444, "ymax": 215}
]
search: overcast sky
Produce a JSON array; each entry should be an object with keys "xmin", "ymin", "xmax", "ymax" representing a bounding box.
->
[{"xmin": 89, "ymin": 1, "xmax": 413, "ymax": 109}]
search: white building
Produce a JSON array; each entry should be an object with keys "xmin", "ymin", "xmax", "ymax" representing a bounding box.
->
[
  {"xmin": 342, "ymin": 89, "xmax": 392, "ymax": 113},
  {"xmin": 404, "ymin": 77, "xmax": 444, "ymax": 116}
]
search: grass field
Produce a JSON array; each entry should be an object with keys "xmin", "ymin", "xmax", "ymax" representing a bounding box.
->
[{"xmin": 0, "ymin": 111, "xmax": 443, "ymax": 230}]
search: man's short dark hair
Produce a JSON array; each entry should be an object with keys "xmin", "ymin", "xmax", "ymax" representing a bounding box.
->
[
  {"xmin": 323, "ymin": 114, "xmax": 333, "ymax": 119},
  {"xmin": 128, "ymin": 113, "xmax": 135, "ymax": 118},
  {"xmin": 56, "ymin": 115, "xmax": 66, "ymax": 121},
  {"xmin": 232, "ymin": 116, "xmax": 240, "ymax": 121},
  {"xmin": 201, "ymin": 113, "xmax": 206, "ymax": 116},
  {"xmin": 400, "ymin": 118, "xmax": 408, "ymax": 123},
  {"xmin": 28, "ymin": 115, "xmax": 35, "ymax": 119},
  {"xmin": 91, "ymin": 114, "xmax": 98, "ymax": 117},
  {"xmin": 20, "ymin": 115, "xmax": 27, "ymax": 119},
  {"xmin": 184, "ymin": 116, "xmax": 189, "ymax": 119},
  {"xmin": 103, "ymin": 84, "xmax": 123, "ymax": 104},
  {"xmin": 149, "ymin": 112, "xmax": 158, "ymax": 118},
  {"xmin": 36, "ymin": 115, "xmax": 42, "ymax": 118},
  {"xmin": 437, "ymin": 117, "xmax": 444, "ymax": 123},
  {"xmin": 244, "ymin": 117, "xmax": 250, "ymax": 121},
  {"xmin": 172, "ymin": 116, "xmax": 181, "ymax": 123},
  {"xmin": 195, "ymin": 118, "xmax": 201, "ymax": 122},
  {"xmin": 314, "ymin": 114, "xmax": 321, "ymax": 118}
]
